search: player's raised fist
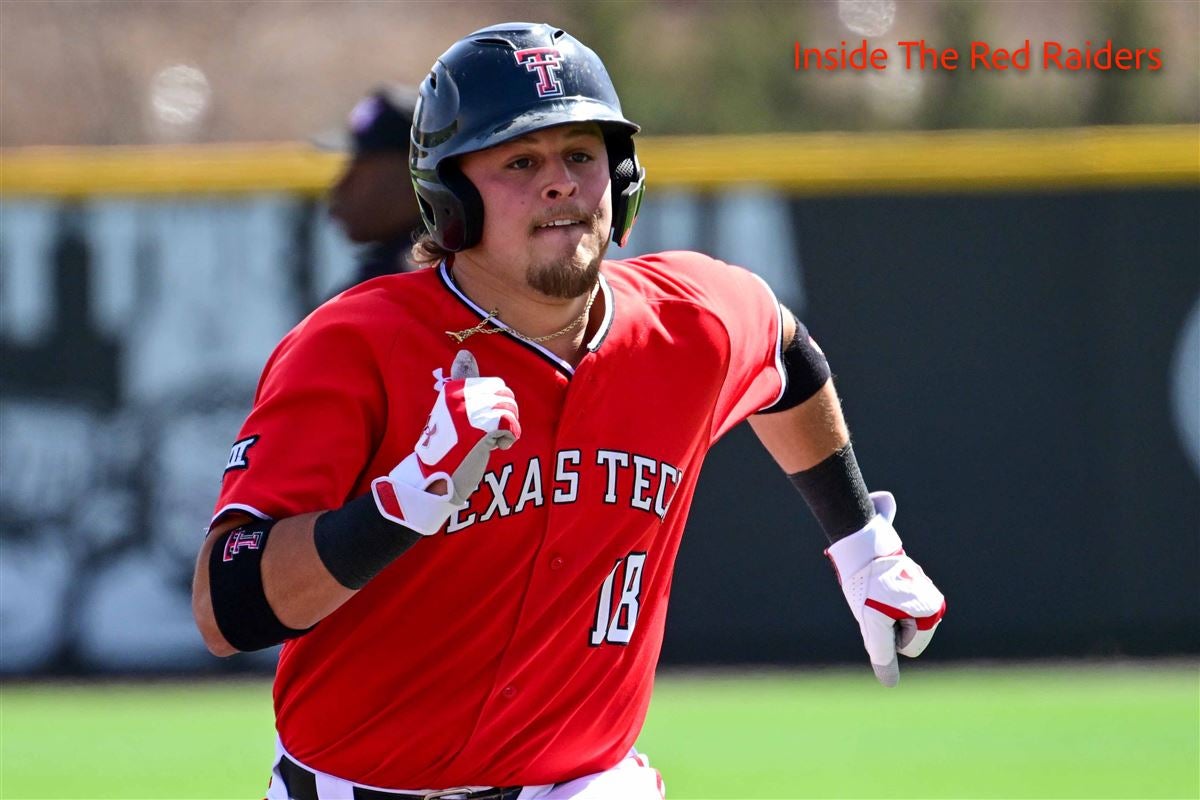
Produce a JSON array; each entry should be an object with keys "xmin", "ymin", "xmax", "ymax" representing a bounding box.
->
[
  {"xmin": 825, "ymin": 492, "xmax": 946, "ymax": 687},
  {"xmin": 370, "ymin": 350, "xmax": 521, "ymax": 534},
  {"xmin": 424, "ymin": 350, "xmax": 521, "ymax": 498},
  {"xmin": 443, "ymin": 349, "xmax": 521, "ymax": 452}
]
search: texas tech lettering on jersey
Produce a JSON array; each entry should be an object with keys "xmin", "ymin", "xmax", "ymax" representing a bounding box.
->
[{"xmin": 447, "ymin": 449, "xmax": 683, "ymax": 534}]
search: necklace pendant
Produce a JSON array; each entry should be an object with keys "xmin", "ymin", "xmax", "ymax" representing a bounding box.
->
[{"xmin": 445, "ymin": 330, "xmax": 468, "ymax": 343}]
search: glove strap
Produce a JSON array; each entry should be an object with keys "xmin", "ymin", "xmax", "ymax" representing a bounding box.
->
[
  {"xmin": 824, "ymin": 492, "xmax": 904, "ymax": 583},
  {"xmin": 371, "ymin": 474, "xmax": 463, "ymax": 537}
]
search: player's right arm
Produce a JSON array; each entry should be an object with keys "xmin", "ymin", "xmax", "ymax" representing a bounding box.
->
[
  {"xmin": 193, "ymin": 511, "xmax": 339, "ymax": 656},
  {"xmin": 191, "ymin": 348, "xmax": 520, "ymax": 657}
]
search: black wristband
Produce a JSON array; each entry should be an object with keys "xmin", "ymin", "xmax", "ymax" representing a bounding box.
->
[
  {"xmin": 313, "ymin": 492, "xmax": 425, "ymax": 590},
  {"xmin": 787, "ymin": 443, "xmax": 875, "ymax": 543}
]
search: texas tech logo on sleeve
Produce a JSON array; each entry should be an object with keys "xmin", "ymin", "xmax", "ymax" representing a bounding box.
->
[
  {"xmin": 590, "ymin": 552, "xmax": 647, "ymax": 646},
  {"xmin": 513, "ymin": 47, "xmax": 564, "ymax": 98},
  {"xmin": 222, "ymin": 528, "xmax": 262, "ymax": 561},
  {"xmin": 224, "ymin": 435, "xmax": 259, "ymax": 473}
]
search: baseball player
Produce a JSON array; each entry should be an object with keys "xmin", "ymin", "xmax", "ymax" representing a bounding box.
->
[
  {"xmin": 192, "ymin": 22, "xmax": 946, "ymax": 800},
  {"xmin": 322, "ymin": 84, "xmax": 424, "ymax": 286}
]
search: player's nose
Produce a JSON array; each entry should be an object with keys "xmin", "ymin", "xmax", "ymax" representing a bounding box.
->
[{"xmin": 541, "ymin": 160, "xmax": 579, "ymax": 201}]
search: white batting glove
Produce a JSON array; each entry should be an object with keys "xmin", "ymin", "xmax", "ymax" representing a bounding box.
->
[
  {"xmin": 825, "ymin": 491, "xmax": 946, "ymax": 687},
  {"xmin": 370, "ymin": 350, "xmax": 520, "ymax": 535}
]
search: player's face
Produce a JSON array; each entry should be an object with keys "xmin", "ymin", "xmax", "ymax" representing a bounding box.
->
[
  {"xmin": 458, "ymin": 123, "xmax": 611, "ymax": 299},
  {"xmin": 329, "ymin": 152, "xmax": 419, "ymax": 244}
]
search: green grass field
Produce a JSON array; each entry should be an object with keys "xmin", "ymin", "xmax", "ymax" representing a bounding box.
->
[{"xmin": 2, "ymin": 663, "xmax": 1197, "ymax": 799}]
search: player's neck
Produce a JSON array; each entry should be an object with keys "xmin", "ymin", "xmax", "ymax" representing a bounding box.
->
[
  {"xmin": 450, "ymin": 256, "xmax": 600, "ymax": 365},
  {"xmin": 545, "ymin": 288, "xmax": 606, "ymax": 365}
]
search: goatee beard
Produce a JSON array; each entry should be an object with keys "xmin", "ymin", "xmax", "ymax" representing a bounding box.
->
[{"xmin": 526, "ymin": 246, "xmax": 606, "ymax": 299}]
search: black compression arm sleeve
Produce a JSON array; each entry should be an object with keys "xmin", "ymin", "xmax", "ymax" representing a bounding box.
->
[{"xmin": 787, "ymin": 443, "xmax": 875, "ymax": 542}]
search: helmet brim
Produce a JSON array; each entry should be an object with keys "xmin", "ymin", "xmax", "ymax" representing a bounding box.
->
[{"xmin": 443, "ymin": 97, "xmax": 638, "ymax": 161}]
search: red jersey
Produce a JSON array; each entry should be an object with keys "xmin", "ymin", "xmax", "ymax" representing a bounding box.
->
[{"xmin": 213, "ymin": 252, "xmax": 784, "ymax": 788}]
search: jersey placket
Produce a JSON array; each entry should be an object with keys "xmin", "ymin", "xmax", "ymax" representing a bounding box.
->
[{"xmin": 447, "ymin": 304, "xmax": 626, "ymax": 773}]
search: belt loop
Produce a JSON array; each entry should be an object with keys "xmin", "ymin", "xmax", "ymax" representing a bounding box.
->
[{"xmin": 278, "ymin": 756, "xmax": 318, "ymax": 800}]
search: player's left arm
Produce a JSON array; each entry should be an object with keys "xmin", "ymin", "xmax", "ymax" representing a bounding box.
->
[{"xmin": 748, "ymin": 307, "xmax": 946, "ymax": 687}]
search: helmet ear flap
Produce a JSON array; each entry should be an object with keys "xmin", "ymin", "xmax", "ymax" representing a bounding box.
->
[
  {"xmin": 412, "ymin": 177, "xmax": 465, "ymax": 252},
  {"xmin": 413, "ymin": 161, "xmax": 483, "ymax": 252},
  {"xmin": 435, "ymin": 161, "xmax": 484, "ymax": 252},
  {"xmin": 605, "ymin": 132, "xmax": 645, "ymax": 248}
]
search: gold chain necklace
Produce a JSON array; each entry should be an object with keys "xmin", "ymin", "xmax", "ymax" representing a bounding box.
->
[{"xmin": 446, "ymin": 284, "xmax": 598, "ymax": 345}]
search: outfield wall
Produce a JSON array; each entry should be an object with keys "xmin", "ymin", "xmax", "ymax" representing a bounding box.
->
[{"xmin": 1, "ymin": 127, "xmax": 1197, "ymax": 673}]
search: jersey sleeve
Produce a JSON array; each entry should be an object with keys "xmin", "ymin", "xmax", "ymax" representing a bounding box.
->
[
  {"xmin": 211, "ymin": 313, "xmax": 389, "ymax": 527},
  {"xmin": 691, "ymin": 255, "xmax": 786, "ymax": 443}
]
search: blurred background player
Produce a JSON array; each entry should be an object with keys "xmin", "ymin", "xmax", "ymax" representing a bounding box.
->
[{"xmin": 319, "ymin": 84, "xmax": 424, "ymax": 287}]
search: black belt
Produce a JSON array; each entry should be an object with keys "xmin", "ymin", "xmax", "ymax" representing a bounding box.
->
[{"xmin": 277, "ymin": 755, "xmax": 524, "ymax": 800}]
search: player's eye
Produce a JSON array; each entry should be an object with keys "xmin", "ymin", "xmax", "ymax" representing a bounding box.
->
[
  {"xmin": 506, "ymin": 156, "xmax": 535, "ymax": 170},
  {"xmin": 568, "ymin": 151, "xmax": 594, "ymax": 164}
]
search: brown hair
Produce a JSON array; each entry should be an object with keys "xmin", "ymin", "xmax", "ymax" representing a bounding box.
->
[{"xmin": 410, "ymin": 232, "xmax": 455, "ymax": 269}]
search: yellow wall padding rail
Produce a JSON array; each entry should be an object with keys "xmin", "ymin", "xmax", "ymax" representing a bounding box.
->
[{"xmin": 1, "ymin": 125, "xmax": 1196, "ymax": 198}]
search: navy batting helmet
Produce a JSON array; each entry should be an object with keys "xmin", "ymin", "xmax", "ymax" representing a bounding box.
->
[{"xmin": 410, "ymin": 22, "xmax": 646, "ymax": 252}]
